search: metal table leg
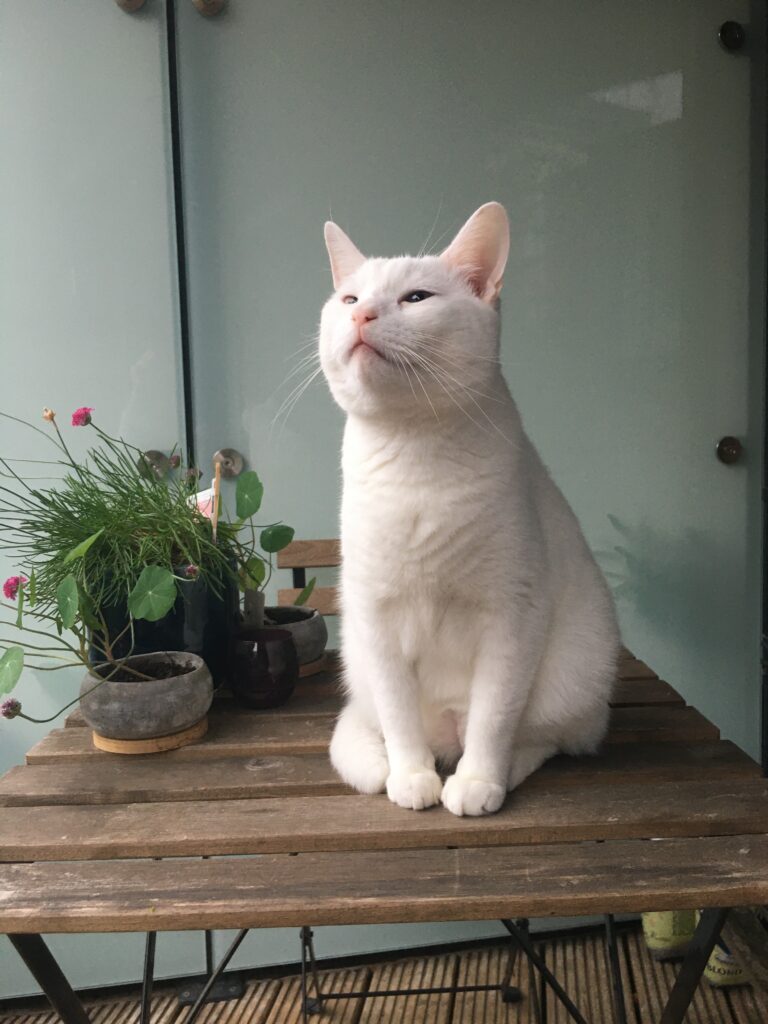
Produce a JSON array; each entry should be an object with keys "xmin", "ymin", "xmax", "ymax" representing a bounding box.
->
[
  {"xmin": 8, "ymin": 933, "xmax": 91, "ymax": 1024},
  {"xmin": 659, "ymin": 908, "xmax": 729, "ymax": 1024}
]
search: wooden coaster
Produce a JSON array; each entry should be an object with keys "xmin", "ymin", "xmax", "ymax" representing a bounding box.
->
[
  {"xmin": 92, "ymin": 716, "xmax": 208, "ymax": 755},
  {"xmin": 298, "ymin": 655, "xmax": 329, "ymax": 678}
]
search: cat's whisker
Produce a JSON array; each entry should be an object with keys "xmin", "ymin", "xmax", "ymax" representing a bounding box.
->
[
  {"xmin": 396, "ymin": 343, "xmax": 502, "ymax": 405},
  {"xmin": 410, "ymin": 330, "xmax": 501, "ymax": 365},
  {"xmin": 415, "ymin": 351, "xmax": 516, "ymax": 446},
  {"xmin": 270, "ymin": 364, "xmax": 325, "ymax": 436},
  {"xmin": 417, "ymin": 197, "xmax": 444, "ymax": 259},
  {"xmin": 404, "ymin": 357, "xmax": 440, "ymax": 422},
  {"xmin": 281, "ymin": 350, "xmax": 321, "ymax": 385},
  {"xmin": 405, "ymin": 349, "xmax": 490, "ymax": 436}
]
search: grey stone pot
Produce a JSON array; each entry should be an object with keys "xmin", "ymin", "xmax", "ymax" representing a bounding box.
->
[
  {"xmin": 263, "ymin": 606, "xmax": 328, "ymax": 665},
  {"xmin": 79, "ymin": 652, "xmax": 213, "ymax": 740}
]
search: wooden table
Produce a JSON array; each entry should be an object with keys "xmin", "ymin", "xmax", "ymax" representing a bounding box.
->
[{"xmin": 1, "ymin": 652, "xmax": 767, "ymax": 1024}]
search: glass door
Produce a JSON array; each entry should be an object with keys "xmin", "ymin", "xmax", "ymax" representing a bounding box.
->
[
  {"xmin": 0, "ymin": 0, "xmax": 202, "ymax": 998},
  {"xmin": 174, "ymin": 0, "xmax": 764, "ymax": 965}
]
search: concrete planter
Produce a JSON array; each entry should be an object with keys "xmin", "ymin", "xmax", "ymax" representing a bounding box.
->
[
  {"xmin": 264, "ymin": 606, "xmax": 327, "ymax": 666},
  {"xmin": 79, "ymin": 651, "xmax": 213, "ymax": 742}
]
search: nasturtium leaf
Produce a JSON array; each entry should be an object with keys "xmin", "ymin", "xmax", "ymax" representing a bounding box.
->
[
  {"xmin": 56, "ymin": 575, "xmax": 79, "ymax": 630},
  {"xmin": 235, "ymin": 471, "xmax": 263, "ymax": 520},
  {"xmin": 294, "ymin": 577, "xmax": 316, "ymax": 606},
  {"xmin": 128, "ymin": 565, "xmax": 177, "ymax": 622},
  {"xmin": 260, "ymin": 524, "xmax": 294, "ymax": 554},
  {"xmin": 77, "ymin": 587, "xmax": 100, "ymax": 631},
  {"xmin": 64, "ymin": 528, "xmax": 105, "ymax": 564},
  {"xmin": 0, "ymin": 647, "xmax": 23, "ymax": 695},
  {"xmin": 239, "ymin": 556, "xmax": 266, "ymax": 591}
]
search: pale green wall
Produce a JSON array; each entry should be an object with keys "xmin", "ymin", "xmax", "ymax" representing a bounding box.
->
[{"xmin": 0, "ymin": 0, "xmax": 764, "ymax": 1003}]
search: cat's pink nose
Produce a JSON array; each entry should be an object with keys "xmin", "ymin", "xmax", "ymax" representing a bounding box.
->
[{"xmin": 351, "ymin": 307, "xmax": 378, "ymax": 326}]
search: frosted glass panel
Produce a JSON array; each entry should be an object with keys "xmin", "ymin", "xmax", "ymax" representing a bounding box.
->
[
  {"xmin": 178, "ymin": 0, "xmax": 763, "ymax": 767},
  {"xmin": 0, "ymin": 0, "xmax": 199, "ymax": 999}
]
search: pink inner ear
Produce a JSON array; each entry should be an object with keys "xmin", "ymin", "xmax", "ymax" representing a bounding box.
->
[
  {"xmin": 440, "ymin": 203, "xmax": 509, "ymax": 303},
  {"xmin": 324, "ymin": 222, "xmax": 366, "ymax": 289}
]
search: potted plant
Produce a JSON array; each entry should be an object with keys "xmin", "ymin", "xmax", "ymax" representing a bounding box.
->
[
  {"xmin": 0, "ymin": 405, "xmax": 244, "ymax": 748},
  {"xmin": 223, "ymin": 477, "xmax": 327, "ymax": 672}
]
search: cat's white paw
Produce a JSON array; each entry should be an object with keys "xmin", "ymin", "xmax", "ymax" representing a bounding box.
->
[
  {"xmin": 441, "ymin": 774, "xmax": 506, "ymax": 817},
  {"xmin": 386, "ymin": 768, "xmax": 443, "ymax": 811}
]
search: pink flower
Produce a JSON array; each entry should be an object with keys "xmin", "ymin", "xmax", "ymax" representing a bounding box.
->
[
  {"xmin": 1, "ymin": 698, "xmax": 21, "ymax": 720},
  {"xmin": 184, "ymin": 564, "xmax": 200, "ymax": 579},
  {"xmin": 71, "ymin": 406, "xmax": 94, "ymax": 427},
  {"xmin": 3, "ymin": 576, "xmax": 28, "ymax": 601},
  {"xmin": 169, "ymin": 454, "xmax": 181, "ymax": 469}
]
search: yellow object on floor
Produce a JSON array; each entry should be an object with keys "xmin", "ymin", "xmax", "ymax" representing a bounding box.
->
[{"xmin": 642, "ymin": 910, "xmax": 697, "ymax": 960}]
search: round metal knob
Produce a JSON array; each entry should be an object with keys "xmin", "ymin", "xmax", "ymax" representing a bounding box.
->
[
  {"xmin": 137, "ymin": 450, "xmax": 171, "ymax": 479},
  {"xmin": 719, "ymin": 21, "xmax": 746, "ymax": 52},
  {"xmin": 192, "ymin": 0, "xmax": 227, "ymax": 15},
  {"xmin": 212, "ymin": 448, "xmax": 245, "ymax": 478},
  {"xmin": 716, "ymin": 436, "xmax": 743, "ymax": 465}
]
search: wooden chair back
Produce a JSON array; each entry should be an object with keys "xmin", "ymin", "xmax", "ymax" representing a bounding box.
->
[{"xmin": 277, "ymin": 539, "xmax": 340, "ymax": 615}]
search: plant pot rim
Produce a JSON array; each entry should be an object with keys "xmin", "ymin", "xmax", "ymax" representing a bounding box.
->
[{"xmin": 89, "ymin": 650, "xmax": 207, "ymax": 683}]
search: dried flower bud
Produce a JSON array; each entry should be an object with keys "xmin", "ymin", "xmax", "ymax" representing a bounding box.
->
[
  {"xmin": 169, "ymin": 454, "xmax": 181, "ymax": 469},
  {"xmin": 185, "ymin": 564, "xmax": 200, "ymax": 579},
  {"xmin": 42, "ymin": 407, "xmax": 56, "ymax": 422},
  {"xmin": 0, "ymin": 698, "xmax": 21, "ymax": 720},
  {"xmin": 186, "ymin": 467, "xmax": 202, "ymax": 481}
]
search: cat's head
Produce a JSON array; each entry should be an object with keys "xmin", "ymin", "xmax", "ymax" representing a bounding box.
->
[{"xmin": 318, "ymin": 203, "xmax": 509, "ymax": 419}]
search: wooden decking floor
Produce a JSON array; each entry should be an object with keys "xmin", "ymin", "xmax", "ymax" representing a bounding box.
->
[{"xmin": 2, "ymin": 925, "xmax": 766, "ymax": 1024}]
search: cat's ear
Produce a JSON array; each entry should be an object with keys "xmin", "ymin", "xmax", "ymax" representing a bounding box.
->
[
  {"xmin": 324, "ymin": 222, "xmax": 366, "ymax": 289},
  {"xmin": 440, "ymin": 202, "xmax": 510, "ymax": 302}
]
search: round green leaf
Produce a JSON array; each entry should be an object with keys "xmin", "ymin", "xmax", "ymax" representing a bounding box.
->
[
  {"xmin": 56, "ymin": 575, "xmax": 79, "ymax": 630},
  {"xmin": 239, "ymin": 556, "xmax": 266, "ymax": 590},
  {"xmin": 260, "ymin": 524, "xmax": 294, "ymax": 554},
  {"xmin": 0, "ymin": 647, "xmax": 24, "ymax": 695},
  {"xmin": 128, "ymin": 565, "xmax": 177, "ymax": 622},
  {"xmin": 236, "ymin": 471, "xmax": 264, "ymax": 520}
]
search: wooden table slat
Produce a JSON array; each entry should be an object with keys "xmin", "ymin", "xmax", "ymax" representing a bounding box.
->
[
  {"xmin": 2, "ymin": 835, "xmax": 768, "ymax": 933},
  {"xmin": 0, "ymin": 740, "xmax": 756, "ymax": 808},
  {"xmin": 31, "ymin": 705, "xmax": 718, "ymax": 766},
  {"xmin": 1, "ymin": 777, "xmax": 766, "ymax": 862}
]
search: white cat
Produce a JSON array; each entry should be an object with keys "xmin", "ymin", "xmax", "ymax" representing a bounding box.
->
[{"xmin": 319, "ymin": 203, "xmax": 619, "ymax": 817}]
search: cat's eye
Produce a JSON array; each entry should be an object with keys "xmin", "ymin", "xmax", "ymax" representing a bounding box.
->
[
  {"xmin": 401, "ymin": 290, "xmax": 434, "ymax": 304},
  {"xmin": 342, "ymin": 295, "xmax": 357, "ymax": 304}
]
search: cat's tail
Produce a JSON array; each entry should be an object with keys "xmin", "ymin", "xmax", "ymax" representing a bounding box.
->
[{"xmin": 329, "ymin": 700, "xmax": 390, "ymax": 794}]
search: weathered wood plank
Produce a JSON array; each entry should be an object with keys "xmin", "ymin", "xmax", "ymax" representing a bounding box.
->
[
  {"xmin": 619, "ymin": 658, "xmax": 658, "ymax": 680},
  {"xmin": 25, "ymin": 705, "xmax": 719, "ymax": 765},
  {"xmin": 3, "ymin": 835, "xmax": 768, "ymax": 932},
  {"xmin": 277, "ymin": 587, "xmax": 338, "ymax": 615},
  {"xmin": 62, "ymin": 668, "xmax": 681, "ymax": 728},
  {"xmin": 611, "ymin": 677, "xmax": 684, "ymax": 706},
  {"xmin": 0, "ymin": 741, "xmax": 755, "ymax": 808},
  {"xmin": 277, "ymin": 539, "xmax": 341, "ymax": 569},
  {"xmin": 1, "ymin": 778, "xmax": 766, "ymax": 861},
  {"xmin": 607, "ymin": 705, "xmax": 718, "ymax": 743}
]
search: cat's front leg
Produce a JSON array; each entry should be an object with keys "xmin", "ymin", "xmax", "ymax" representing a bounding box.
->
[
  {"xmin": 350, "ymin": 636, "xmax": 442, "ymax": 811},
  {"xmin": 442, "ymin": 628, "xmax": 535, "ymax": 817}
]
